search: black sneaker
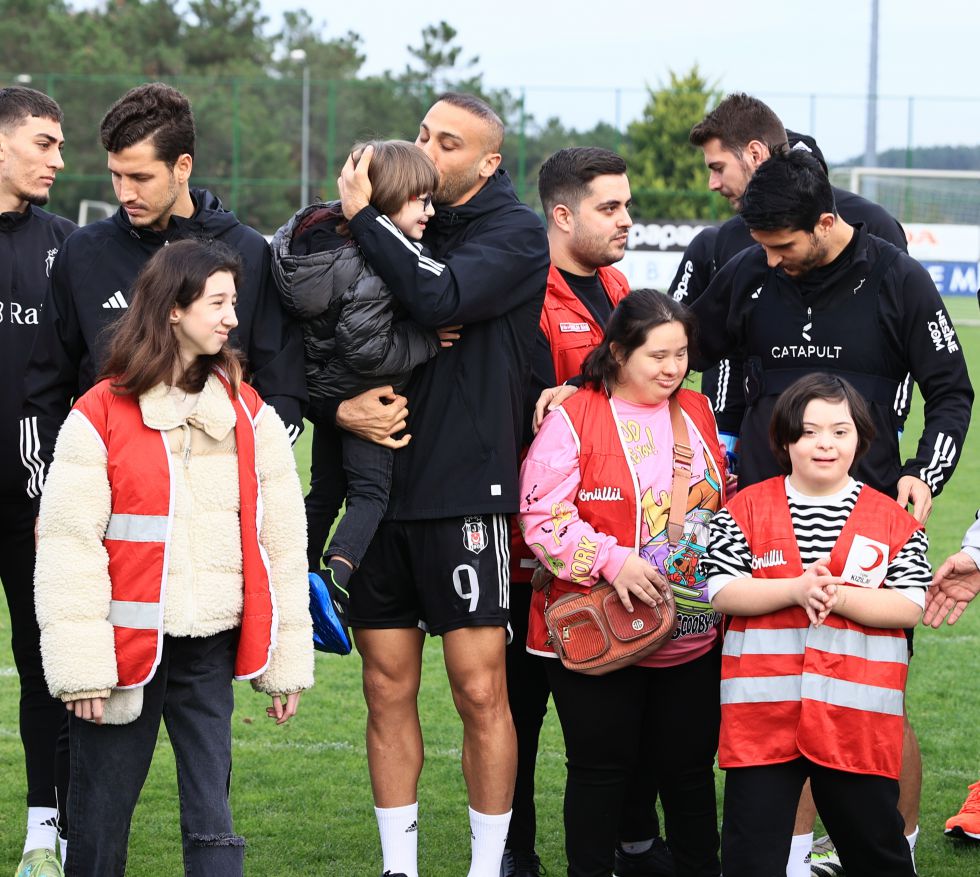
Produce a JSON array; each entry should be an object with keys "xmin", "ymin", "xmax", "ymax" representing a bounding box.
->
[
  {"xmin": 501, "ymin": 848, "xmax": 546, "ymax": 876},
  {"xmin": 613, "ymin": 837, "xmax": 676, "ymax": 877},
  {"xmin": 382, "ymin": 872, "xmax": 408, "ymax": 877}
]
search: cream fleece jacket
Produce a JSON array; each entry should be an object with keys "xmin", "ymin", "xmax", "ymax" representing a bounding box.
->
[{"xmin": 35, "ymin": 376, "xmax": 314, "ymax": 724}]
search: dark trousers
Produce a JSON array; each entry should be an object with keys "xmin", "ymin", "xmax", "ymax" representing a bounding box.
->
[
  {"xmin": 505, "ymin": 583, "xmax": 552, "ymax": 853},
  {"xmin": 305, "ymin": 415, "xmax": 393, "ymax": 570},
  {"xmin": 66, "ymin": 631, "xmax": 244, "ymax": 877},
  {"xmin": 722, "ymin": 758, "xmax": 914, "ymax": 877},
  {"xmin": 305, "ymin": 418, "xmax": 348, "ymax": 570},
  {"xmin": 546, "ymin": 644, "xmax": 722, "ymax": 877},
  {"xmin": 0, "ymin": 499, "xmax": 69, "ymax": 814}
]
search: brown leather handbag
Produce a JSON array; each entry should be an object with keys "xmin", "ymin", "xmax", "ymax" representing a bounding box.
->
[{"xmin": 542, "ymin": 397, "xmax": 692, "ymax": 675}]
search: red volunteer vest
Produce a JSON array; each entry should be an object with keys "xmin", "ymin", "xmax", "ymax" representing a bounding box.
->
[
  {"xmin": 511, "ymin": 265, "xmax": 631, "ymax": 583},
  {"xmin": 526, "ymin": 386, "xmax": 726, "ymax": 654},
  {"xmin": 719, "ymin": 477, "xmax": 920, "ymax": 779},
  {"xmin": 72, "ymin": 375, "xmax": 276, "ymax": 689}
]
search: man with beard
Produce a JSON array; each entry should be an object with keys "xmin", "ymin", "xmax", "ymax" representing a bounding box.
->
[
  {"xmin": 692, "ymin": 150, "xmax": 972, "ymax": 875},
  {"xmin": 337, "ymin": 93, "xmax": 549, "ymax": 877},
  {"xmin": 500, "ymin": 147, "xmax": 639, "ymax": 877},
  {"xmin": 670, "ymin": 94, "xmax": 907, "ymax": 452},
  {"xmin": 21, "ymin": 83, "xmax": 305, "ymax": 506},
  {"xmin": 0, "ymin": 85, "xmax": 75, "ymax": 877}
]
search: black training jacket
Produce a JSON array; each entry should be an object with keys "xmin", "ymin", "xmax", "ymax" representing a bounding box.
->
[
  {"xmin": 347, "ymin": 169, "xmax": 550, "ymax": 519},
  {"xmin": 21, "ymin": 189, "xmax": 306, "ymax": 504},
  {"xmin": 1, "ymin": 206, "xmax": 76, "ymax": 498},
  {"xmin": 691, "ymin": 225, "xmax": 973, "ymax": 498},
  {"xmin": 670, "ymin": 186, "xmax": 908, "ymax": 433}
]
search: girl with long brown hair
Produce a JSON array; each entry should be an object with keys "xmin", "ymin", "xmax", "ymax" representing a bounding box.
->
[{"xmin": 34, "ymin": 239, "xmax": 313, "ymax": 877}]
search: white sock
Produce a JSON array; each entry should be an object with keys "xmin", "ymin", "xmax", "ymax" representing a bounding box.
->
[
  {"xmin": 906, "ymin": 824, "xmax": 919, "ymax": 869},
  {"xmin": 620, "ymin": 838, "xmax": 654, "ymax": 855},
  {"xmin": 59, "ymin": 835, "xmax": 68, "ymax": 865},
  {"xmin": 786, "ymin": 832, "xmax": 813, "ymax": 877},
  {"xmin": 375, "ymin": 803, "xmax": 418, "ymax": 877},
  {"xmin": 467, "ymin": 807, "xmax": 512, "ymax": 877},
  {"xmin": 24, "ymin": 807, "xmax": 59, "ymax": 856}
]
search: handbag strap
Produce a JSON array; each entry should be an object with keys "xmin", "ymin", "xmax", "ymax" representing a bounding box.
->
[{"xmin": 667, "ymin": 397, "xmax": 694, "ymax": 548}]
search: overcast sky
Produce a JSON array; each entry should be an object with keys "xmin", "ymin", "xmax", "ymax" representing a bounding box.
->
[{"xmin": 258, "ymin": 0, "xmax": 979, "ymax": 164}]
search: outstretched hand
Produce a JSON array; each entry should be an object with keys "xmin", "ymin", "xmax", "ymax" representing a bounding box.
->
[
  {"xmin": 923, "ymin": 550, "xmax": 980, "ymax": 627},
  {"xmin": 338, "ymin": 145, "xmax": 374, "ymax": 220}
]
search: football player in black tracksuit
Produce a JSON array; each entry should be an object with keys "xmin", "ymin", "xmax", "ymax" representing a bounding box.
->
[
  {"xmin": 336, "ymin": 94, "xmax": 550, "ymax": 877},
  {"xmin": 20, "ymin": 84, "xmax": 305, "ymax": 509},
  {"xmin": 670, "ymin": 131, "xmax": 909, "ymax": 438},
  {"xmin": 692, "ymin": 150, "xmax": 972, "ymax": 505},
  {"xmin": 0, "ymin": 86, "xmax": 75, "ymax": 876},
  {"xmin": 693, "ymin": 148, "xmax": 973, "ymax": 877}
]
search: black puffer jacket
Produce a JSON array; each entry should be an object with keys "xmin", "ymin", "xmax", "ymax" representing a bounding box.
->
[{"xmin": 271, "ymin": 201, "xmax": 439, "ymax": 404}]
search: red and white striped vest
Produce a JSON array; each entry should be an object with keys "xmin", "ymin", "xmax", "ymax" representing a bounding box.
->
[
  {"xmin": 719, "ymin": 477, "xmax": 920, "ymax": 779},
  {"xmin": 71, "ymin": 374, "xmax": 276, "ymax": 689}
]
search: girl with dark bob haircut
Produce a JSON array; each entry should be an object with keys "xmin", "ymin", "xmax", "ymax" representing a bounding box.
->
[
  {"xmin": 581, "ymin": 288, "xmax": 698, "ymax": 392},
  {"xmin": 769, "ymin": 372, "xmax": 876, "ymax": 473},
  {"xmin": 520, "ymin": 287, "xmax": 727, "ymax": 876}
]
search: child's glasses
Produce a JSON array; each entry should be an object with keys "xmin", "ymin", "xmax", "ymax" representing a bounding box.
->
[{"xmin": 413, "ymin": 194, "xmax": 433, "ymax": 210}]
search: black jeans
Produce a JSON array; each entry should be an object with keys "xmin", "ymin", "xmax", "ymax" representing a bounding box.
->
[
  {"xmin": 505, "ymin": 583, "xmax": 551, "ymax": 853},
  {"xmin": 545, "ymin": 644, "xmax": 722, "ymax": 877},
  {"xmin": 305, "ymin": 414, "xmax": 393, "ymax": 570},
  {"xmin": 0, "ymin": 498, "xmax": 69, "ymax": 812},
  {"xmin": 66, "ymin": 631, "xmax": 244, "ymax": 877},
  {"xmin": 722, "ymin": 757, "xmax": 914, "ymax": 877}
]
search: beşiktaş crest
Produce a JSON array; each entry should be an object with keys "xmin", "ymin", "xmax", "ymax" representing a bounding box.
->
[{"xmin": 462, "ymin": 516, "xmax": 488, "ymax": 554}]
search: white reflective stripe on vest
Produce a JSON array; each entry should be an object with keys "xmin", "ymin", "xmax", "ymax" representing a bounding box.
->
[
  {"xmin": 722, "ymin": 627, "xmax": 807, "ymax": 658},
  {"xmin": 721, "ymin": 674, "xmax": 801, "ymax": 704},
  {"xmin": 807, "ymin": 625, "xmax": 909, "ymax": 665},
  {"xmin": 108, "ymin": 600, "xmax": 161, "ymax": 630},
  {"xmin": 801, "ymin": 671, "xmax": 904, "ymax": 716},
  {"xmin": 105, "ymin": 513, "xmax": 169, "ymax": 542}
]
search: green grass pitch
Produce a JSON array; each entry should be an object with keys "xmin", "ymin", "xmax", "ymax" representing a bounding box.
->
[{"xmin": 1, "ymin": 298, "xmax": 979, "ymax": 875}]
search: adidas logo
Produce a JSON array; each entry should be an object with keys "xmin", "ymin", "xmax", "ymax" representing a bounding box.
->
[
  {"xmin": 102, "ymin": 291, "xmax": 128, "ymax": 309},
  {"xmin": 404, "ymin": 820, "xmax": 417, "ymax": 833},
  {"xmin": 41, "ymin": 816, "xmax": 59, "ymax": 828}
]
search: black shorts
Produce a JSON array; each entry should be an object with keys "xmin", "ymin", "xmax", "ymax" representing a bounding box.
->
[{"xmin": 349, "ymin": 514, "xmax": 511, "ymax": 636}]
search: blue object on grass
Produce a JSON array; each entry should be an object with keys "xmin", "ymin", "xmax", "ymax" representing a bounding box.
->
[{"xmin": 309, "ymin": 571, "xmax": 352, "ymax": 655}]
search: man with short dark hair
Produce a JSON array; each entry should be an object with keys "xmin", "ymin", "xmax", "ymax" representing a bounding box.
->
[
  {"xmin": 337, "ymin": 93, "xmax": 549, "ymax": 877},
  {"xmin": 499, "ymin": 146, "xmax": 638, "ymax": 877},
  {"xmin": 0, "ymin": 85, "xmax": 74, "ymax": 877},
  {"xmin": 21, "ymin": 82, "xmax": 305, "ymax": 505},
  {"xmin": 671, "ymin": 93, "xmax": 907, "ymax": 440},
  {"xmin": 692, "ymin": 149, "xmax": 973, "ymax": 874}
]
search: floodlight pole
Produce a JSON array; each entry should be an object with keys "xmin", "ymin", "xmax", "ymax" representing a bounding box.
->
[
  {"xmin": 863, "ymin": 0, "xmax": 879, "ymax": 168},
  {"xmin": 290, "ymin": 49, "xmax": 311, "ymax": 208}
]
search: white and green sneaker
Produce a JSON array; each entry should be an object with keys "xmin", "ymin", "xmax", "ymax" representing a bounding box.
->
[
  {"xmin": 810, "ymin": 835, "xmax": 844, "ymax": 876},
  {"xmin": 15, "ymin": 849, "xmax": 64, "ymax": 877}
]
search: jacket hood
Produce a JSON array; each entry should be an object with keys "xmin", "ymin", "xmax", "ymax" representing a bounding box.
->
[
  {"xmin": 270, "ymin": 200, "xmax": 364, "ymax": 320},
  {"xmin": 110, "ymin": 187, "xmax": 241, "ymax": 244}
]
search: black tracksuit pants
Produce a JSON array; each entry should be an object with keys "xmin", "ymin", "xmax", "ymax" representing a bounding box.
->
[{"xmin": 0, "ymin": 498, "xmax": 69, "ymax": 816}]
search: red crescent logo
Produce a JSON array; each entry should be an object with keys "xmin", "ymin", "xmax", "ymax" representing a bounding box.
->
[{"xmin": 860, "ymin": 544, "xmax": 885, "ymax": 571}]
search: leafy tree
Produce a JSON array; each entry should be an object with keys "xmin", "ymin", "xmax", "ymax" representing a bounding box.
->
[{"xmin": 624, "ymin": 66, "xmax": 728, "ymax": 219}]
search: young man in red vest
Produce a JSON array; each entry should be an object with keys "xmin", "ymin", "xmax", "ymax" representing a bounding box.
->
[{"xmin": 504, "ymin": 148, "xmax": 672, "ymax": 877}]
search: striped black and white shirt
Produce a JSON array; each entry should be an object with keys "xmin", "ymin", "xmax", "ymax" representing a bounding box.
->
[{"xmin": 704, "ymin": 478, "xmax": 931, "ymax": 608}]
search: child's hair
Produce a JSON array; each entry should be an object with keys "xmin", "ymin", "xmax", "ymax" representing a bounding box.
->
[
  {"xmin": 581, "ymin": 289, "xmax": 697, "ymax": 392},
  {"xmin": 351, "ymin": 139, "xmax": 439, "ymax": 217},
  {"xmin": 769, "ymin": 373, "xmax": 876, "ymax": 473},
  {"xmin": 100, "ymin": 238, "xmax": 244, "ymax": 398}
]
